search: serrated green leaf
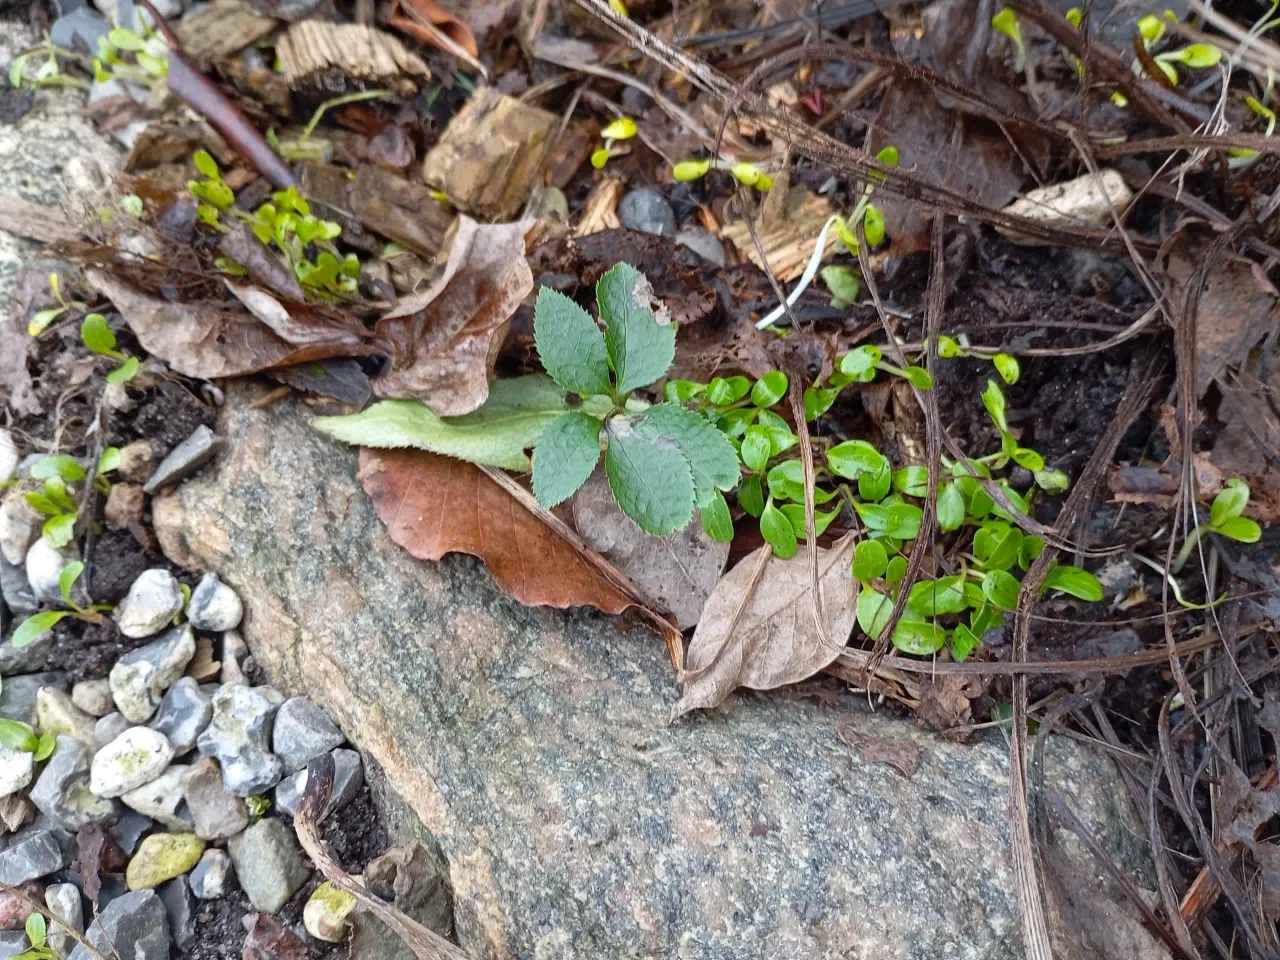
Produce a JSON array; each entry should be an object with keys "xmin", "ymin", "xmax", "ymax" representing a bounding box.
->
[
  {"xmin": 1042, "ymin": 565, "xmax": 1103, "ymax": 601},
  {"xmin": 907, "ymin": 576, "xmax": 967, "ymax": 616},
  {"xmin": 740, "ymin": 426, "xmax": 772, "ymax": 473},
  {"xmin": 937, "ymin": 482, "xmax": 965, "ymax": 532},
  {"xmin": 531, "ymin": 411, "xmax": 602, "ymax": 509},
  {"xmin": 981, "ymin": 569, "xmax": 1020, "ymax": 609},
  {"xmin": 533, "ymin": 288, "xmax": 612, "ymax": 397},
  {"xmin": 42, "ymin": 514, "xmax": 75, "ymax": 549},
  {"xmin": 313, "ymin": 376, "xmax": 566, "ymax": 471},
  {"xmin": 857, "ymin": 588, "xmax": 892, "ymax": 637},
  {"xmin": 751, "ymin": 371, "xmax": 788, "ymax": 408},
  {"xmin": 700, "ymin": 490, "xmax": 734, "ymax": 542},
  {"xmin": 1210, "ymin": 477, "xmax": 1250, "ymax": 527},
  {"xmin": 853, "ymin": 539, "xmax": 888, "ymax": 580},
  {"xmin": 760, "ymin": 499, "xmax": 798, "ymax": 558},
  {"xmin": 706, "ymin": 376, "xmax": 750, "ymax": 405},
  {"xmin": 59, "ymin": 560, "xmax": 84, "ymax": 604},
  {"xmin": 0, "ymin": 719, "xmax": 37, "ymax": 752},
  {"xmin": 603, "ymin": 417, "xmax": 694, "ymax": 536},
  {"xmin": 1215, "ymin": 516, "xmax": 1262, "ymax": 543},
  {"xmin": 31, "ymin": 456, "xmax": 85, "ymax": 482},
  {"xmin": 739, "ymin": 473, "xmax": 765, "ymax": 517},
  {"xmin": 631, "ymin": 402, "xmax": 739, "ymax": 507},
  {"xmin": 81, "ymin": 313, "xmax": 117, "ymax": 355},
  {"xmin": 597, "ymin": 263, "xmax": 676, "ymax": 394},
  {"xmin": 107, "ymin": 356, "xmax": 141, "ymax": 384}
]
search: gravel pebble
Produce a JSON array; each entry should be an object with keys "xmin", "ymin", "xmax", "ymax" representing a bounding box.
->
[
  {"xmin": 0, "ymin": 831, "xmax": 70, "ymax": 885},
  {"xmin": 71, "ymin": 680, "xmax": 114, "ymax": 718},
  {"xmin": 275, "ymin": 748, "xmax": 363, "ymax": 820},
  {"xmin": 69, "ymin": 888, "xmax": 170, "ymax": 960},
  {"xmin": 196, "ymin": 683, "xmax": 284, "ymax": 796},
  {"xmin": 109, "ymin": 624, "xmax": 196, "ymax": 722},
  {"xmin": 104, "ymin": 484, "xmax": 145, "ymax": 531},
  {"xmin": 114, "ymin": 569, "xmax": 184, "ymax": 639},
  {"xmin": 158, "ymin": 874, "xmax": 197, "ymax": 948},
  {"xmin": 92, "ymin": 713, "xmax": 130, "ymax": 752},
  {"xmin": 227, "ymin": 817, "xmax": 310, "ymax": 914},
  {"xmin": 150, "ymin": 677, "xmax": 211, "ymax": 755},
  {"xmin": 25, "ymin": 538, "xmax": 76, "ymax": 605},
  {"xmin": 90, "ymin": 727, "xmax": 174, "ymax": 798},
  {"xmin": 125, "ymin": 833, "xmax": 205, "ymax": 890},
  {"xmin": 142, "ymin": 426, "xmax": 225, "ymax": 495},
  {"xmin": 115, "ymin": 440, "xmax": 154, "ymax": 484},
  {"xmin": 0, "ymin": 432, "xmax": 17, "ymax": 486},
  {"xmin": 183, "ymin": 756, "xmax": 248, "ymax": 841},
  {"xmin": 120, "ymin": 764, "xmax": 192, "ymax": 831},
  {"xmin": 272, "ymin": 697, "xmax": 343, "ymax": 773},
  {"xmin": 189, "ymin": 848, "xmax": 234, "ymax": 899},
  {"xmin": 0, "ymin": 485, "xmax": 43, "ymax": 567},
  {"xmin": 0, "ymin": 748, "xmax": 33, "ymax": 800},
  {"xmin": 675, "ymin": 226, "xmax": 727, "ymax": 266},
  {"xmin": 31, "ymin": 737, "xmax": 119, "ymax": 830},
  {"xmin": 618, "ymin": 188, "xmax": 676, "ymax": 236},
  {"xmin": 0, "ymin": 556, "xmax": 37, "ymax": 618},
  {"xmin": 187, "ymin": 573, "xmax": 242, "ymax": 631},
  {"xmin": 36, "ymin": 687, "xmax": 94, "ymax": 745},
  {"xmin": 45, "ymin": 882, "xmax": 83, "ymax": 957}
]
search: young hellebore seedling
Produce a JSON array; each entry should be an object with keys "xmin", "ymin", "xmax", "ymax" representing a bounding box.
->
[
  {"xmin": 1171, "ymin": 477, "xmax": 1262, "ymax": 573},
  {"xmin": 81, "ymin": 313, "xmax": 141, "ymax": 384},
  {"xmin": 11, "ymin": 912, "xmax": 56, "ymax": 960},
  {"xmin": 531, "ymin": 263, "xmax": 741, "ymax": 538},
  {"xmin": 11, "ymin": 560, "xmax": 112, "ymax": 649}
]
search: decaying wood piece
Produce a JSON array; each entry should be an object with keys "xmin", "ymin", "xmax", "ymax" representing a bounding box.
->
[
  {"xmin": 174, "ymin": 0, "xmax": 278, "ymax": 66},
  {"xmin": 421, "ymin": 87, "xmax": 557, "ymax": 221},
  {"xmin": 300, "ymin": 162, "xmax": 455, "ymax": 258},
  {"xmin": 276, "ymin": 21, "xmax": 431, "ymax": 98},
  {"xmin": 719, "ymin": 186, "xmax": 840, "ymax": 281},
  {"xmin": 574, "ymin": 177, "xmax": 624, "ymax": 237},
  {"xmin": 0, "ymin": 196, "xmax": 80, "ymax": 244}
]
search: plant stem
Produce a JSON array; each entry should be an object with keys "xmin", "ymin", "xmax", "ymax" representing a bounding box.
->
[
  {"xmin": 300, "ymin": 88, "xmax": 394, "ymax": 141},
  {"xmin": 1171, "ymin": 524, "xmax": 1205, "ymax": 574}
]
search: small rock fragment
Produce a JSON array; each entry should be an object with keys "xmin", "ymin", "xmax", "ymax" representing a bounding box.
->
[
  {"xmin": 0, "ymin": 556, "xmax": 37, "ymax": 618},
  {"xmin": 0, "ymin": 485, "xmax": 44, "ymax": 567},
  {"xmin": 196, "ymin": 683, "xmax": 284, "ymax": 796},
  {"xmin": 303, "ymin": 880, "xmax": 357, "ymax": 942},
  {"xmin": 0, "ymin": 674, "xmax": 67, "ymax": 725},
  {"xmin": 150, "ymin": 677, "xmax": 212, "ymax": 755},
  {"xmin": 142, "ymin": 426, "xmax": 225, "ymax": 495},
  {"xmin": 354, "ymin": 841, "xmax": 455, "ymax": 952},
  {"xmin": 114, "ymin": 569, "xmax": 184, "ymax": 639},
  {"xmin": 275, "ymin": 748, "xmax": 362, "ymax": 820},
  {"xmin": 50, "ymin": 6, "xmax": 110, "ymax": 51},
  {"xmin": 0, "ymin": 632, "xmax": 49, "ymax": 677},
  {"xmin": 0, "ymin": 831, "xmax": 70, "ymax": 885},
  {"xmin": 109, "ymin": 808, "xmax": 153, "ymax": 855},
  {"xmin": 675, "ymin": 227, "xmax": 727, "ymax": 267},
  {"xmin": 36, "ymin": 687, "xmax": 95, "ymax": 745},
  {"xmin": 1001, "ymin": 169, "xmax": 1134, "ymax": 241},
  {"xmin": 272, "ymin": 697, "xmax": 343, "ymax": 773},
  {"xmin": 121, "ymin": 764, "xmax": 192, "ymax": 830},
  {"xmin": 125, "ymin": 832, "xmax": 205, "ymax": 890},
  {"xmin": 183, "ymin": 756, "xmax": 248, "ymax": 841},
  {"xmin": 109, "ymin": 624, "xmax": 196, "ymax": 722},
  {"xmin": 227, "ymin": 817, "xmax": 310, "ymax": 914},
  {"xmin": 618, "ymin": 188, "xmax": 676, "ymax": 236},
  {"xmin": 0, "ymin": 883, "xmax": 40, "ymax": 931},
  {"xmin": 25, "ymin": 538, "xmax": 76, "ymax": 605},
  {"xmin": 0, "ymin": 748, "xmax": 33, "ymax": 800},
  {"xmin": 220, "ymin": 631, "xmax": 248, "ymax": 685},
  {"xmin": 0, "ymin": 432, "xmax": 17, "ymax": 486},
  {"xmin": 157, "ymin": 874, "xmax": 197, "ymax": 948},
  {"xmin": 69, "ymin": 888, "xmax": 170, "ymax": 960},
  {"xmin": 89, "ymin": 727, "xmax": 174, "ymax": 798},
  {"xmin": 0, "ymin": 931, "xmax": 25, "ymax": 957},
  {"xmin": 114, "ymin": 440, "xmax": 154, "ymax": 484},
  {"xmin": 187, "ymin": 573, "xmax": 242, "ymax": 631},
  {"xmin": 189, "ymin": 848, "xmax": 234, "ymax": 899},
  {"xmin": 45, "ymin": 882, "xmax": 84, "ymax": 957},
  {"xmin": 92, "ymin": 713, "xmax": 130, "ymax": 752},
  {"xmin": 31, "ymin": 737, "xmax": 119, "ymax": 831},
  {"xmin": 104, "ymin": 483, "xmax": 145, "ymax": 531},
  {"xmin": 71, "ymin": 679, "xmax": 114, "ymax": 718},
  {"xmin": 0, "ymin": 796, "xmax": 33, "ymax": 834}
]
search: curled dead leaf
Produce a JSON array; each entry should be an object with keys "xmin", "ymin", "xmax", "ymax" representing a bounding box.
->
[
  {"xmin": 674, "ymin": 535, "xmax": 857, "ymax": 718},
  {"xmin": 373, "ymin": 216, "xmax": 534, "ymax": 417}
]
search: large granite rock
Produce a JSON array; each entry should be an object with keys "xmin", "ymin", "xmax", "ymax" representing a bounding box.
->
[{"xmin": 154, "ymin": 392, "xmax": 1155, "ymax": 960}]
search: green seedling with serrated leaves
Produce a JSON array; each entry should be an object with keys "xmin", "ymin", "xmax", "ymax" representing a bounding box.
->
[
  {"xmin": 1171, "ymin": 477, "xmax": 1262, "ymax": 573},
  {"xmin": 531, "ymin": 263, "xmax": 740, "ymax": 538},
  {"xmin": 11, "ymin": 560, "xmax": 112, "ymax": 649}
]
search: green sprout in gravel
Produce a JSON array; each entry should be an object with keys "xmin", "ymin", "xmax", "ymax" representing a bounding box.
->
[
  {"xmin": 11, "ymin": 913, "xmax": 56, "ymax": 960},
  {"xmin": 0, "ymin": 718, "xmax": 56, "ymax": 766},
  {"xmin": 81, "ymin": 313, "xmax": 141, "ymax": 384},
  {"xmin": 11, "ymin": 561, "xmax": 112, "ymax": 649}
]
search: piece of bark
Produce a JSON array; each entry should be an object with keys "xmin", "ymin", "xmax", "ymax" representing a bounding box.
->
[
  {"xmin": 719, "ymin": 186, "xmax": 839, "ymax": 282},
  {"xmin": 276, "ymin": 21, "xmax": 431, "ymax": 99},
  {"xmin": 299, "ymin": 162, "xmax": 454, "ymax": 258},
  {"xmin": 174, "ymin": 0, "xmax": 278, "ymax": 66},
  {"xmin": 0, "ymin": 196, "xmax": 79, "ymax": 243},
  {"xmin": 421, "ymin": 87, "xmax": 557, "ymax": 220},
  {"xmin": 574, "ymin": 177, "xmax": 623, "ymax": 237}
]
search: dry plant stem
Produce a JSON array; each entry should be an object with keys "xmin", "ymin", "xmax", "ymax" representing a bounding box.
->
[
  {"xmin": 1187, "ymin": 0, "xmax": 1280, "ymax": 70},
  {"xmin": 0, "ymin": 882, "xmax": 112, "ymax": 960},
  {"xmin": 295, "ymin": 756, "xmax": 474, "ymax": 960},
  {"xmin": 474, "ymin": 465, "xmax": 683, "ymax": 662},
  {"xmin": 786, "ymin": 378, "xmax": 838, "ymax": 655}
]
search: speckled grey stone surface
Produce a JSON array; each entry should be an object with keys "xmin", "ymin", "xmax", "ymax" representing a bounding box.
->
[{"xmin": 154, "ymin": 390, "xmax": 1154, "ymax": 960}]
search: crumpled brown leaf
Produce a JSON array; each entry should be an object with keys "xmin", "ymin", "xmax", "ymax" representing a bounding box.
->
[
  {"xmin": 373, "ymin": 216, "xmax": 533, "ymax": 417},
  {"xmin": 1156, "ymin": 227, "xmax": 1280, "ymax": 395},
  {"xmin": 1219, "ymin": 760, "xmax": 1280, "ymax": 851},
  {"xmin": 836, "ymin": 721, "xmax": 922, "ymax": 778},
  {"xmin": 86, "ymin": 270, "xmax": 382, "ymax": 380},
  {"xmin": 569, "ymin": 470, "xmax": 727, "ymax": 629},
  {"xmin": 74, "ymin": 822, "xmax": 126, "ymax": 906},
  {"xmin": 917, "ymin": 673, "xmax": 986, "ymax": 737},
  {"xmin": 358, "ymin": 448, "xmax": 636, "ymax": 614},
  {"xmin": 242, "ymin": 913, "xmax": 310, "ymax": 960},
  {"xmin": 674, "ymin": 535, "xmax": 857, "ymax": 718}
]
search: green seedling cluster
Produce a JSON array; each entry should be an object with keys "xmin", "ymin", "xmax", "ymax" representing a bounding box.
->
[
  {"xmin": 11, "ymin": 560, "xmax": 112, "ymax": 649},
  {"xmin": 24, "ymin": 455, "xmax": 88, "ymax": 549},
  {"xmin": 10, "ymin": 913, "xmax": 56, "ymax": 960},
  {"xmin": 0, "ymin": 718, "xmax": 56, "ymax": 766},
  {"xmin": 82, "ymin": 313, "xmax": 141, "ymax": 384},
  {"xmin": 936, "ymin": 335, "xmax": 1021, "ymax": 386},
  {"xmin": 191, "ymin": 152, "xmax": 359, "ymax": 297},
  {"xmin": 9, "ymin": 25, "xmax": 167, "ymax": 94},
  {"xmin": 1173, "ymin": 477, "xmax": 1262, "ymax": 572}
]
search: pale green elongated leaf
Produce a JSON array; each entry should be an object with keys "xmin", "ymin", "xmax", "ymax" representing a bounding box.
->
[
  {"xmin": 981, "ymin": 569, "xmax": 1020, "ymax": 609},
  {"xmin": 314, "ymin": 376, "xmax": 566, "ymax": 471},
  {"xmin": 700, "ymin": 491, "xmax": 734, "ymax": 542},
  {"xmin": 98, "ymin": 447, "xmax": 121, "ymax": 474},
  {"xmin": 106, "ymin": 356, "xmax": 140, "ymax": 385},
  {"xmin": 0, "ymin": 719, "xmax": 36, "ymax": 753},
  {"xmin": 1042, "ymin": 565, "xmax": 1103, "ymax": 601},
  {"xmin": 533, "ymin": 288, "xmax": 612, "ymax": 397},
  {"xmin": 31, "ymin": 456, "xmax": 85, "ymax": 482},
  {"xmin": 33, "ymin": 735, "xmax": 55, "ymax": 762},
  {"xmin": 759, "ymin": 500, "xmax": 798, "ymax": 558},
  {"xmin": 631, "ymin": 402, "xmax": 739, "ymax": 507},
  {"xmin": 1215, "ymin": 516, "xmax": 1261, "ymax": 543},
  {"xmin": 603, "ymin": 417, "xmax": 694, "ymax": 536},
  {"xmin": 1210, "ymin": 477, "xmax": 1250, "ymax": 527},
  {"xmin": 532, "ymin": 412, "xmax": 602, "ymax": 509},
  {"xmin": 993, "ymin": 353, "xmax": 1020, "ymax": 384},
  {"xmin": 857, "ymin": 588, "xmax": 892, "ymax": 637},
  {"xmin": 24, "ymin": 911, "xmax": 46, "ymax": 947},
  {"xmin": 597, "ymin": 263, "xmax": 676, "ymax": 394},
  {"xmin": 59, "ymin": 561, "xmax": 84, "ymax": 604},
  {"xmin": 937, "ymin": 482, "xmax": 965, "ymax": 532}
]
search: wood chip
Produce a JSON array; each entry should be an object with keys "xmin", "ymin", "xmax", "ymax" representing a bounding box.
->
[
  {"xmin": 276, "ymin": 21, "xmax": 431, "ymax": 99},
  {"xmin": 574, "ymin": 177, "xmax": 624, "ymax": 237},
  {"xmin": 184, "ymin": 636, "xmax": 221, "ymax": 682},
  {"xmin": 0, "ymin": 196, "xmax": 79, "ymax": 244},
  {"xmin": 719, "ymin": 186, "xmax": 839, "ymax": 282},
  {"xmin": 421, "ymin": 87, "xmax": 557, "ymax": 220},
  {"xmin": 174, "ymin": 0, "xmax": 278, "ymax": 66}
]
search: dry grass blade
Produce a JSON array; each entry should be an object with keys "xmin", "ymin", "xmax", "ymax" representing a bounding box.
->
[{"xmin": 295, "ymin": 754, "xmax": 474, "ymax": 960}]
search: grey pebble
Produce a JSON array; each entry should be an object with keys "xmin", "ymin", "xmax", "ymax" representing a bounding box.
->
[
  {"xmin": 109, "ymin": 624, "xmax": 196, "ymax": 722},
  {"xmin": 44, "ymin": 882, "xmax": 84, "ymax": 957},
  {"xmin": 150, "ymin": 677, "xmax": 212, "ymax": 755},
  {"xmin": 275, "ymin": 748, "xmax": 362, "ymax": 820},
  {"xmin": 0, "ymin": 831, "xmax": 71, "ymax": 885},
  {"xmin": 0, "ymin": 556, "xmax": 37, "ymax": 617},
  {"xmin": 93, "ymin": 713, "xmax": 130, "ymax": 752},
  {"xmin": 0, "ymin": 673, "xmax": 67, "ymax": 725},
  {"xmin": 273, "ymin": 697, "xmax": 343, "ymax": 773},
  {"xmin": 675, "ymin": 227, "xmax": 726, "ymax": 267},
  {"xmin": 30, "ymin": 736, "xmax": 119, "ymax": 831},
  {"xmin": 618, "ymin": 188, "xmax": 676, "ymax": 236},
  {"xmin": 196, "ymin": 683, "xmax": 284, "ymax": 796},
  {"xmin": 158, "ymin": 874, "xmax": 197, "ymax": 949},
  {"xmin": 109, "ymin": 808, "xmax": 153, "ymax": 856},
  {"xmin": 143, "ymin": 426, "xmax": 226, "ymax": 495},
  {"xmin": 227, "ymin": 818, "xmax": 310, "ymax": 915},
  {"xmin": 187, "ymin": 573, "xmax": 242, "ymax": 631},
  {"xmin": 69, "ymin": 889, "xmax": 170, "ymax": 960},
  {"xmin": 189, "ymin": 848, "xmax": 234, "ymax": 900},
  {"xmin": 114, "ymin": 569, "xmax": 184, "ymax": 640},
  {"xmin": 49, "ymin": 6, "xmax": 109, "ymax": 51}
]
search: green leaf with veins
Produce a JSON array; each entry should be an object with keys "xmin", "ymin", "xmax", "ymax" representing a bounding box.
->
[
  {"xmin": 603, "ymin": 416, "xmax": 694, "ymax": 535},
  {"xmin": 857, "ymin": 588, "xmax": 892, "ymax": 637},
  {"xmin": 853, "ymin": 539, "xmax": 888, "ymax": 580},
  {"xmin": 981, "ymin": 569, "xmax": 1020, "ymax": 609},
  {"xmin": 1210, "ymin": 478, "xmax": 1250, "ymax": 527},
  {"xmin": 740, "ymin": 426, "xmax": 772, "ymax": 473},
  {"xmin": 974, "ymin": 522, "xmax": 1021, "ymax": 571},
  {"xmin": 1215, "ymin": 516, "xmax": 1261, "ymax": 543},
  {"xmin": 313, "ymin": 376, "xmax": 566, "ymax": 471},
  {"xmin": 631, "ymin": 402, "xmax": 739, "ymax": 507},
  {"xmin": 700, "ymin": 491, "xmax": 734, "ymax": 542},
  {"xmin": 827, "ymin": 440, "xmax": 885, "ymax": 479},
  {"xmin": 751, "ymin": 371, "xmax": 788, "ymax": 407},
  {"xmin": 907, "ymin": 576, "xmax": 967, "ymax": 616},
  {"xmin": 1042, "ymin": 565, "xmax": 1103, "ymax": 601},
  {"xmin": 533, "ymin": 288, "xmax": 612, "ymax": 397},
  {"xmin": 755, "ymin": 410, "xmax": 797, "ymax": 454},
  {"xmin": 597, "ymin": 263, "xmax": 676, "ymax": 395},
  {"xmin": 937, "ymin": 482, "xmax": 965, "ymax": 532},
  {"xmin": 759, "ymin": 499, "xmax": 798, "ymax": 558},
  {"xmin": 531, "ymin": 411, "xmax": 602, "ymax": 508}
]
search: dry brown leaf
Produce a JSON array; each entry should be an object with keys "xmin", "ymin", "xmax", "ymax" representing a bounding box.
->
[
  {"xmin": 358, "ymin": 448, "xmax": 636, "ymax": 614},
  {"xmin": 674, "ymin": 535, "xmax": 857, "ymax": 718},
  {"xmin": 390, "ymin": 0, "xmax": 479, "ymax": 58},
  {"xmin": 569, "ymin": 470, "xmax": 727, "ymax": 629},
  {"xmin": 0, "ymin": 314, "xmax": 38, "ymax": 418},
  {"xmin": 242, "ymin": 914, "xmax": 310, "ymax": 960},
  {"xmin": 87, "ymin": 270, "xmax": 382, "ymax": 380},
  {"xmin": 276, "ymin": 21, "xmax": 432, "ymax": 97},
  {"xmin": 373, "ymin": 216, "xmax": 532, "ymax": 417},
  {"xmin": 916, "ymin": 673, "xmax": 985, "ymax": 737},
  {"xmin": 1156, "ymin": 227, "xmax": 1280, "ymax": 395},
  {"xmin": 836, "ymin": 721, "xmax": 922, "ymax": 778}
]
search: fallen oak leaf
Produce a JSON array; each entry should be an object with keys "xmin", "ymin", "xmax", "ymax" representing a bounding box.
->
[
  {"xmin": 374, "ymin": 216, "xmax": 534, "ymax": 417},
  {"xmin": 85, "ymin": 269, "xmax": 383, "ymax": 380},
  {"xmin": 674, "ymin": 534, "xmax": 857, "ymax": 718},
  {"xmin": 355, "ymin": 447, "xmax": 637, "ymax": 614}
]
